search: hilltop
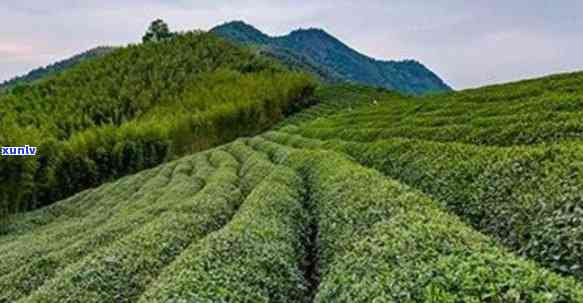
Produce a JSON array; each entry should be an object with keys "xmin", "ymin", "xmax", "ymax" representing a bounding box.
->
[{"xmin": 212, "ymin": 21, "xmax": 451, "ymax": 95}]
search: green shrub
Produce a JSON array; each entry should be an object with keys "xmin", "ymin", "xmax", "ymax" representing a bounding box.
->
[
  {"xmin": 249, "ymin": 137, "xmax": 583, "ymax": 301},
  {"xmin": 283, "ymin": 75, "xmax": 583, "ymax": 147},
  {"xmin": 0, "ymin": 153, "xmax": 221, "ymax": 302},
  {"xmin": 265, "ymin": 127, "xmax": 583, "ymax": 278},
  {"xmin": 269, "ymin": 78, "xmax": 583, "ymax": 279},
  {"xmin": 0, "ymin": 159, "xmax": 182, "ymax": 259},
  {"xmin": 139, "ymin": 163, "xmax": 309, "ymax": 302},
  {"xmin": 20, "ymin": 150, "xmax": 240, "ymax": 303}
]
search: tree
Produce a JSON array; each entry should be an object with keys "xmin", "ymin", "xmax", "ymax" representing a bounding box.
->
[{"xmin": 142, "ymin": 19, "xmax": 173, "ymax": 43}]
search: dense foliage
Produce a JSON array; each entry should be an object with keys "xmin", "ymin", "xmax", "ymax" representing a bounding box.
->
[
  {"xmin": 211, "ymin": 21, "xmax": 451, "ymax": 95},
  {"xmin": 0, "ymin": 31, "xmax": 316, "ymax": 216},
  {"xmin": 1, "ymin": 137, "xmax": 582, "ymax": 302},
  {"xmin": 269, "ymin": 73, "xmax": 583, "ymax": 279},
  {"xmin": 0, "ymin": 47, "xmax": 115, "ymax": 92},
  {"xmin": 253, "ymin": 137, "xmax": 583, "ymax": 302},
  {"xmin": 293, "ymin": 73, "xmax": 583, "ymax": 146},
  {"xmin": 142, "ymin": 19, "xmax": 175, "ymax": 43}
]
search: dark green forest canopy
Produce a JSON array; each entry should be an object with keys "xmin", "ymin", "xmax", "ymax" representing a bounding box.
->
[
  {"xmin": 0, "ymin": 32, "xmax": 280, "ymax": 139},
  {"xmin": 212, "ymin": 21, "xmax": 451, "ymax": 95},
  {"xmin": 0, "ymin": 31, "xmax": 316, "ymax": 216}
]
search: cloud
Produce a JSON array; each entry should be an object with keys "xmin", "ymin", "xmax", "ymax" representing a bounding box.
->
[{"xmin": 1, "ymin": 1, "xmax": 582, "ymax": 88}]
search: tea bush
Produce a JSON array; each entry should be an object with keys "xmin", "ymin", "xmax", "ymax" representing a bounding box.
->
[{"xmin": 250, "ymin": 137, "xmax": 583, "ymax": 302}]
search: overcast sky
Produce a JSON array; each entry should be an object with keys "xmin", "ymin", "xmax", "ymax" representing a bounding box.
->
[{"xmin": 1, "ymin": 0, "xmax": 582, "ymax": 89}]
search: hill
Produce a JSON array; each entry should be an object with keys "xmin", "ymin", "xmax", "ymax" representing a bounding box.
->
[
  {"xmin": 0, "ymin": 47, "xmax": 115, "ymax": 92},
  {"xmin": 2, "ymin": 71, "xmax": 583, "ymax": 301},
  {"xmin": 212, "ymin": 21, "xmax": 451, "ymax": 95},
  {"xmin": 270, "ymin": 71, "xmax": 583, "ymax": 280},
  {"xmin": 0, "ymin": 31, "xmax": 315, "ymax": 217}
]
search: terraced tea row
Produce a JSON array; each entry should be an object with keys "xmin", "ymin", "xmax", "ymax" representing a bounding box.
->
[
  {"xmin": 3, "ymin": 135, "xmax": 582, "ymax": 301},
  {"xmin": 20, "ymin": 150, "xmax": 243, "ymax": 303},
  {"xmin": 0, "ymin": 140, "xmax": 314, "ymax": 302},
  {"xmin": 140, "ymin": 142, "xmax": 310, "ymax": 302},
  {"xmin": 0, "ymin": 148, "xmax": 237, "ymax": 302},
  {"xmin": 269, "ymin": 78, "xmax": 583, "ymax": 279},
  {"xmin": 267, "ymin": 128, "xmax": 583, "ymax": 279},
  {"xmin": 283, "ymin": 76, "xmax": 583, "ymax": 147},
  {"xmin": 249, "ymin": 137, "xmax": 583, "ymax": 301}
]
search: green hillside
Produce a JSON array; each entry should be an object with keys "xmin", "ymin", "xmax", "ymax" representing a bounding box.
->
[
  {"xmin": 0, "ymin": 47, "xmax": 115, "ymax": 92},
  {"xmin": 269, "ymin": 71, "xmax": 583, "ymax": 279},
  {"xmin": 0, "ymin": 32, "xmax": 315, "ymax": 217},
  {"xmin": 211, "ymin": 21, "xmax": 451, "ymax": 95},
  {"xmin": 2, "ymin": 70, "xmax": 583, "ymax": 301}
]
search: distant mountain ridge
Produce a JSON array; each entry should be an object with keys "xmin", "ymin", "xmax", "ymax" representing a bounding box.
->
[
  {"xmin": 2, "ymin": 22, "xmax": 450, "ymax": 95},
  {"xmin": 211, "ymin": 21, "xmax": 451, "ymax": 94},
  {"xmin": 0, "ymin": 46, "xmax": 115, "ymax": 92}
]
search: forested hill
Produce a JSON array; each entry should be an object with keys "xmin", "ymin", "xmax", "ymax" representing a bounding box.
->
[
  {"xmin": 212, "ymin": 21, "xmax": 451, "ymax": 95},
  {"xmin": 0, "ymin": 31, "xmax": 315, "ymax": 217},
  {"xmin": 0, "ymin": 46, "xmax": 115, "ymax": 92}
]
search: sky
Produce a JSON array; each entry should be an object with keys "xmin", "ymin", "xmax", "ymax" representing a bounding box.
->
[{"xmin": 1, "ymin": 0, "xmax": 582, "ymax": 89}]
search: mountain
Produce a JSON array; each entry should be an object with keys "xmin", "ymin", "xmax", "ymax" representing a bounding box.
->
[
  {"xmin": 2, "ymin": 21, "xmax": 451, "ymax": 95},
  {"xmin": 3, "ymin": 71, "xmax": 583, "ymax": 301},
  {"xmin": 0, "ymin": 46, "xmax": 115, "ymax": 92},
  {"xmin": 212, "ymin": 21, "xmax": 451, "ymax": 95}
]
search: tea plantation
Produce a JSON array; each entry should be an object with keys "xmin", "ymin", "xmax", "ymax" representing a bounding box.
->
[{"xmin": 2, "ymin": 71, "xmax": 583, "ymax": 302}]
